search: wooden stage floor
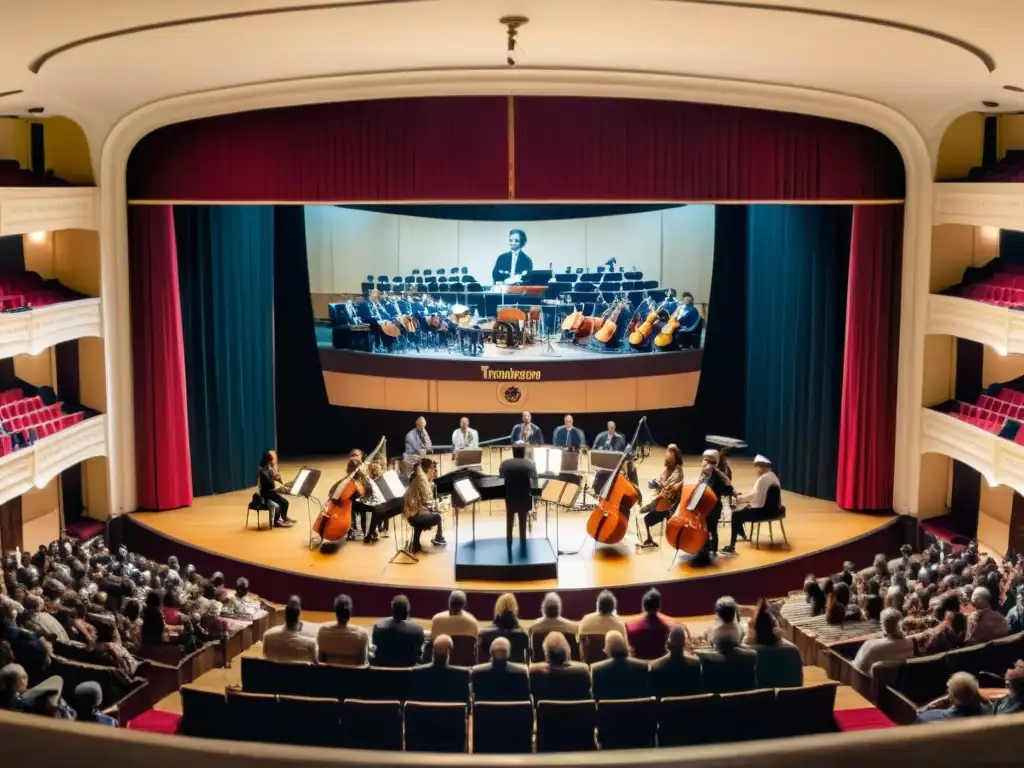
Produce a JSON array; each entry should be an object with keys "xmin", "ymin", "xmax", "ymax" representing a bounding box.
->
[{"xmin": 130, "ymin": 453, "xmax": 890, "ymax": 593}]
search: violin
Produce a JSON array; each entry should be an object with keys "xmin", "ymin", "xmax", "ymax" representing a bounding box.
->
[
  {"xmin": 313, "ymin": 436, "xmax": 386, "ymax": 547},
  {"xmin": 665, "ymin": 467, "xmax": 719, "ymax": 554},
  {"xmin": 586, "ymin": 418, "xmax": 644, "ymax": 545}
]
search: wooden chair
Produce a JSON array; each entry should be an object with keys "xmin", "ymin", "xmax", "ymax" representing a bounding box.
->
[
  {"xmin": 472, "ymin": 701, "xmax": 534, "ymax": 754},
  {"xmin": 751, "ymin": 484, "xmax": 788, "ymax": 549},
  {"xmin": 363, "ymin": 665, "xmax": 411, "ymax": 702},
  {"xmin": 246, "ymin": 492, "xmax": 274, "ymax": 530},
  {"xmin": 405, "ymin": 701, "xmax": 468, "ymax": 753},
  {"xmin": 341, "ymin": 699, "xmax": 403, "ymax": 750},
  {"xmin": 225, "ymin": 689, "xmax": 279, "ymax": 742},
  {"xmin": 775, "ymin": 682, "xmax": 840, "ymax": 737},
  {"xmin": 657, "ymin": 694, "xmax": 718, "ymax": 747},
  {"xmin": 277, "ymin": 694, "xmax": 344, "ymax": 747},
  {"xmin": 536, "ymin": 699, "xmax": 596, "ymax": 752},
  {"xmin": 716, "ymin": 689, "xmax": 775, "ymax": 742},
  {"xmin": 597, "ymin": 697, "xmax": 657, "ymax": 749},
  {"xmin": 240, "ymin": 656, "xmax": 313, "ymax": 697},
  {"xmin": 308, "ymin": 663, "xmax": 368, "ymax": 701},
  {"xmin": 178, "ymin": 685, "xmax": 226, "ymax": 739}
]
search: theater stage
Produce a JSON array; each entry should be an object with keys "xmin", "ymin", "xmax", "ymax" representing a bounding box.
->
[{"xmin": 123, "ymin": 454, "xmax": 905, "ymax": 618}]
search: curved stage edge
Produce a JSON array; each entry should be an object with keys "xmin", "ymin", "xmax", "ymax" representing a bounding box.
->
[{"xmin": 115, "ymin": 513, "xmax": 912, "ymax": 619}]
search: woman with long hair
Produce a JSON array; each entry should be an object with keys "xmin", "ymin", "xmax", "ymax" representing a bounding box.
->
[
  {"xmin": 258, "ymin": 450, "xmax": 293, "ymax": 528},
  {"xmin": 639, "ymin": 444, "xmax": 685, "ymax": 548},
  {"xmin": 402, "ymin": 458, "xmax": 445, "ymax": 554},
  {"xmin": 478, "ymin": 592, "xmax": 529, "ymax": 663}
]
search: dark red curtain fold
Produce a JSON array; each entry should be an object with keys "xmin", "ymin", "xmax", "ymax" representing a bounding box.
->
[
  {"xmin": 128, "ymin": 97, "xmax": 510, "ymax": 202},
  {"xmin": 129, "ymin": 206, "xmax": 193, "ymax": 510},
  {"xmin": 836, "ymin": 204, "xmax": 904, "ymax": 511},
  {"xmin": 512, "ymin": 97, "xmax": 904, "ymax": 201}
]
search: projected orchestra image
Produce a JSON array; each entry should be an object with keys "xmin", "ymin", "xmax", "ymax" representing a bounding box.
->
[{"xmin": 326, "ymin": 225, "xmax": 705, "ymax": 359}]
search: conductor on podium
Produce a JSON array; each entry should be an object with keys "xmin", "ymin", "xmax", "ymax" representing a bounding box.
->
[{"xmin": 499, "ymin": 445, "xmax": 536, "ymax": 558}]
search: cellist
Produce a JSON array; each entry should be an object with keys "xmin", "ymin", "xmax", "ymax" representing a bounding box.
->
[
  {"xmin": 639, "ymin": 444, "xmax": 685, "ymax": 548},
  {"xmin": 694, "ymin": 449, "xmax": 733, "ymax": 562}
]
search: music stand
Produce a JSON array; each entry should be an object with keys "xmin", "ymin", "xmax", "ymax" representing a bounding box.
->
[
  {"xmin": 454, "ymin": 448, "xmax": 483, "ymax": 470},
  {"xmin": 375, "ymin": 471, "xmax": 416, "ymax": 564},
  {"xmin": 541, "ymin": 479, "xmax": 581, "ymax": 555},
  {"xmin": 452, "ymin": 477, "xmax": 482, "ymax": 551},
  {"xmin": 286, "ymin": 467, "xmax": 323, "ymax": 551},
  {"xmin": 587, "ymin": 450, "xmax": 624, "ymax": 508}
]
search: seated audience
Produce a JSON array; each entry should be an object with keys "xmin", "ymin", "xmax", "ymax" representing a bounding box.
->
[
  {"xmin": 409, "ymin": 634, "xmax": 469, "ymax": 703},
  {"xmin": 911, "ymin": 610, "xmax": 966, "ymax": 657},
  {"xmin": 470, "ymin": 636, "xmax": 530, "ymax": 702},
  {"xmin": 803, "ymin": 576, "xmax": 826, "ymax": 615},
  {"xmin": 649, "ymin": 625, "xmax": 701, "ymax": 698},
  {"xmin": 21, "ymin": 595, "xmax": 68, "ymax": 643},
  {"xmin": 262, "ymin": 596, "xmax": 317, "ymax": 663},
  {"xmin": 966, "ymin": 587, "xmax": 1009, "ymax": 644},
  {"xmin": 591, "ymin": 630, "xmax": 650, "ymax": 701},
  {"xmin": 528, "ymin": 632, "xmax": 591, "ymax": 701},
  {"xmin": 430, "ymin": 589, "xmax": 478, "ymax": 638},
  {"xmin": 916, "ymin": 671, "xmax": 993, "ymax": 722},
  {"xmin": 478, "ymin": 592, "xmax": 528, "ymax": 663},
  {"xmin": 697, "ymin": 599, "xmax": 757, "ymax": 693},
  {"xmin": 316, "ymin": 593, "xmax": 369, "ymax": 666},
  {"xmin": 1006, "ymin": 586, "xmax": 1024, "ymax": 635},
  {"xmin": 372, "ymin": 594, "xmax": 424, "ymax": 667},
  {"xmin": 72, "ymin": 681, "xmax": 118, "ymax": 727},
  {"xmin": 578, "ymin": 589, "xmax": 629, "ymax": 640},
  {"xmin": 0, "ymin": 664, "xmax": 73, "ymax": 719},
  {"xmin": 627, "ymin": 588, "xmax": 674, "ymax": 660},
  {"xmin": 995, "ymin": 660, "xmax": 1024, "ymax": 716},
  {"xmin": 707, "ymin": 595, "xmax": 743, "ymax": 648},
  {"xmin": 825, "ymin": 582, "xmax": 861, "ymax": 625},
  {"xmin": 852, "ymin": 608, "xmax": 913, "ymax": 675},
  {"xmin": 530, "ymin": 592, "xmax": 580, "ymax": 643},
  {"xmin": 743, "ymin": 598, "xmax": 802, "ymax": 688},
  {"xmin": 861, "ymin": 580, "xmax": 884, "ymax": 621}
]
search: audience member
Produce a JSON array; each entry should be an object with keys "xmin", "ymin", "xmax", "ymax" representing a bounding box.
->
[
  {"xmin": 995, "ymin": 660, "xmax": 1024, "ymax": 716},
  {"xmin": 825, "ymin": 582, "xmax": 861, "ymax": 625},
  {"xmin": 852, "ymin": 608, "xmax": 914, "ymax": 675},
  {"xmin": 470, "ymin": 636, "xmax": 530, "ymax": 702},
  {"xmin": 409, "ymin": 634, "xmax": 469, "ymax": 703},
  {"xmin": 429, "ymin": 590, "xmax": 478, "ymax": 638},
  {"xmin": 0, "ymin": 664, "xmax": 73, "ymax": 719},
  {"xmin": 911, "ymin": 610, "xmax": 966, "ymax": 657},
  {"xmin": 697, "ymin": 603, "xmax": 757, "ymax": 693},
  {"xmin": 372, "ymin": 594, "xmax": 424, "ymax": 667},
  {"xmin": 21, "ymin": 595, "xmax": 68, "ymax": 643},
  {"xmin": 530, "ymin": 592, "xmax": 580, "ymax": 643},
  {"xmin": 803, "ymin": 576, "xmax": 826, "ymax": 616},
  {"xmin": 591, "ymin": 630, "xmax": 650, "ymax": 701},
  {"xmin": 528, "ymin": 632, "xmax": 591, "ymax": 701},
  {"xmin": 1007, "ymin": 586, "xmax": 1024, "ymax": 635},
  {"xmin": 316, "ymin": 594, "xmax": 369, "ymax": 665},
  {"xmin": 478, "ymin": 593, "xmax": 528, "ymax": 663},
  {"xmin": 916, "ymin": 671, "xmax": 993, "ymax": 722},
  {"xmin": 578, "ymin": 589, "xmax": 629, "ymax": 640},
  {"xmin": 966, "ymin": 587, "xmax": 1009, "ymax": 644},
  {"xmin": 743, "ymin": 599, "xmax": 802, "ymax": 688},
  {"xmin": 627, "ymin": 588, "xmax": 674, "ymax": 660},
  {"xmin": 707, "ymin": 596, "xmax": 743, "ymax": 647},
  {"xmin": 262, "ymin": 596, "xmax": 317, "ymax": 663},
  {"xmin": 649, "ymin": 625, "xmax": 701, "ymax": 698},
  {"xmin": 72, "ymin": 681, "xmax": 118, "ymax": 727}
]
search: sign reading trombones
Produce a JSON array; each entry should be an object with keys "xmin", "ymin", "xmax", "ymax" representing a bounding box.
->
[{"xmin": 480, "ymin": 365, "xmax": 542, "ymax": 381}]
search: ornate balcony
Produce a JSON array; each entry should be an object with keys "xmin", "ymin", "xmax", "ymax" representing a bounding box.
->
[
  {"xmin": 0, "ymin": 187, "xmax": 98, "ymax": 235},
  {"xmin": 0, "ymin": 297, "xmax": 102, "ymax": 360},
  {"xmin": 933, "ymin": 183, "xmax": 1024, "ymax": 231},
  {"xmin": 0, "ymin": 414, "xmax": 106, "ymax": 505},
  {"xmin": 919, "ymin": 408, "xmax": 1024, "ymax": 495},
  {"xmin": 925, "ymin": 293, "xmax": 1024, "ymax": 356}
]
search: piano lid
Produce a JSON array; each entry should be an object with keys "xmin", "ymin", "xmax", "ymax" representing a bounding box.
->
[{"xmin": 705, "ymin": 434, "xmax": 748, "ymax": 450}]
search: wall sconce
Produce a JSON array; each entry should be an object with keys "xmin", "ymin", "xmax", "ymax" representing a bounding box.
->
[{"xmin": 27, "ymin": 231, "xmax": 47, "ymax": 244}]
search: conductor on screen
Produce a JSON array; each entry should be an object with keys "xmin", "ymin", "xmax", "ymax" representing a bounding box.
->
[{"xmin": 492, "ymin": 228, "xmax": 534, "ymax": 285}]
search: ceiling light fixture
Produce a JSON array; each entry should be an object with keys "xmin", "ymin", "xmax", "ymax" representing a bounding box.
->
[{"xmin": 500, "ymin": 16, "xmax": 528, "ymax": 67}]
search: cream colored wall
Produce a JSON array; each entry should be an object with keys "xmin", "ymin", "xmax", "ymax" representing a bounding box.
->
[
  {"xmin": 921, "ymin": 336, "xmax": 954, "ymax": 407},
  {"xmin": 82, "ymin": 457, "xmax": 110, "ymax": 520},
  {"xmin": 305, "ymin": 205, "xmax": 716, "ymax": 302},
  {"xmin": 978, "ymin": 481, "xmax": 1012, "ymax": 558},
  {"xmin": 917, "ymin": 453, "xmax": 951, "ymax": 520},
  {"xmin": 982, "ymin": 346, "xmax": 1024, "ymax": 388},
  {"xmin": 929, "ymin": 224, "xmax": 999, "ymax": 293},
  {"xmin": 0, "ymin": 119, "xmax": 30, "ymax": 166},
  {"xmin": 20, "ymin": 228, "xmax": 101, "ymax": 297},
  {"xmin": 12, "ymin": 349, "xmax": 55, "ymax": 389},
  {"xmin": 21, "ymin": 479, "xmax": 61, "ymax": 552},
  {"xmin": 39, "ymin": 117, "xmax": 94, "ymax": 185},
  {"xmin": 997, "ymin": 114, "xmax": 1024, "ymax": 161},
  {"xmin": 936, "ymin": 112, "xmax": 984, "ymax": 181}
]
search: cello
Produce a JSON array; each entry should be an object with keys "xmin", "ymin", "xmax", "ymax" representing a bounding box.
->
[
  {"xmin": 594, "ymin": 298, "xmax": 624, "ymax": 344},
  {"xmin": 586, "ymin": 418, "xmax": 645, "ymax": 545},
  {"xmin": 313, "ymin": 436, "xmax": 386, "ymax": 547},
  {"xmin": 665, "ymin": 467, "xmax": 719, "ymax": 554}
]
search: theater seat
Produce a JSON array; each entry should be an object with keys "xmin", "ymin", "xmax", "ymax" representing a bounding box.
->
[
  {"xmin": 404, "ymin": 701, "xmax": 468, "ymax": 753},
  {"xmin": 536, "ymin": 700, "xmax": 595, "ymax": 752},
  {"xmin": 472, "ymin": 701, "xmax": 533, "ymax": 754},
  {"xmin": 341, "ymin": 699, "xmax": 403, "ymax": 750}
]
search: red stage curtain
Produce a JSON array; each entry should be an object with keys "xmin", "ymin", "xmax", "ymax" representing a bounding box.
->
[
  {"xmin": 129, "ymin": 206, "xmax": 193, "ymax": 510},
  {"xmin": 127, "ymin": 97, "xmax": 510, "ymax": 202},
  {"xmin": 836, "ymin": 204, "xmax": 904, "ymax": 511},
  {"xmin": 512, "ymin": 97, "xmax": 905, "ymax": 201}
]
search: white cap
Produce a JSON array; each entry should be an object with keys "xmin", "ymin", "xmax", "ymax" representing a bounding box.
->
[
  {"xmin": 702, "ymin": 449, "xmax": 720, "ymax": 461},
  {"xmin": 754, "ymin": 454, "xmax": 771, "ymax": 465}
]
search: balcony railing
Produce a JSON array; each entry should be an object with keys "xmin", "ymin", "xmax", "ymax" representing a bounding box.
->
[
  {"xmin": 919, "ymin": 407, "xmax": 1024, "ymax": 496},
  {"xmin": 0, "ymin": 297, "xmax": 102, "ymax": 360},
  {"xmin": 0, "ymin": 187, "xmax": 98, "ymax": 235},
  {"xmin": 934, "ymin": 182, "xmax": 1024, "ymax": 232},
  {"xmin": 0, "ymin": 414, "xmax": 106, "ymax": 505}
]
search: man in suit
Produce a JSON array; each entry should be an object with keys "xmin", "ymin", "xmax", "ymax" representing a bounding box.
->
[
  {"xmin": 552, "ymin": 414, "xmax": 586, "ymax": 451},
  {"xmin": 492, "ymin": 228, "xmax": 533, "ymax": 285},
  {"xmin": 371, "ymin": 594, "xmax": 424, "ymax": 667},
  {"xmin": 696, "ymin": 599, "xmax": 757, "ymax": 693},
  {"xmin": 511, "ymin": 411, "xmax": 544, "ymax": 445},
  {"xmin": 409, "ymin": 635, "xmax": 470, "ymax": 703},
  {"xmin": 499, "ymin": 445, "xmax": 536, "ymax": 558},
  {"xmin": 591, "ymin": 631, "xmax": 650, "ymax": 701},
  {"xmin": 592, "ymin": 421, "xmax": 626, "ymax": 452},
  {"xmin": 649, "ymin": 625, "xmax": 702, "ymax": 698},
  {"xmin": 403, "ymin": 416, "xmax": 432, "ymax": 474},
  {"xmin": 528, "ymin": 632, "xmax": 591, "ymax": 702},
  {"xmin": 471, "ymin": 636, "xmax": 531, "ymax": 702}
]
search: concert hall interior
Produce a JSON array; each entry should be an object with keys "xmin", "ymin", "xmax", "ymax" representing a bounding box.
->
[{"xmin": 8, "ymin": 1, "xmax": 1024, "ymax": 762}]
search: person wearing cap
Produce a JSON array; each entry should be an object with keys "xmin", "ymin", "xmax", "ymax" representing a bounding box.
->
[
  {"xmin": 721, "ymin": 455, "xmax": 781, "ymax": 554},
  {"xmin": 73, "ymin": 680, "xmax": 118, "ymax": 727}
]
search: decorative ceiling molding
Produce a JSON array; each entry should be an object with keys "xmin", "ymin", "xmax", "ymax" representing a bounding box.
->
[
  {"xmin": 0, "ymin": 90, "xmax": 24, "ymax": 100},
  {"xmin": 28, "ymin": 0, "xmax": 996, "ymax": 75}
]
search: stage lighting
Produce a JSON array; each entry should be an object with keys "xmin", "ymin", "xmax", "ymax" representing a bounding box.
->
[{"xmin": 27, "ymin": 231, "xmax": 47, "ymax": 244}]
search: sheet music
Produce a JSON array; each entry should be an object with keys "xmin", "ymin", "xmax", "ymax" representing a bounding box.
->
[
  {"xmin": 289, "ymin": 468, "xmax": 311, "ymax": 495},
  {"xmin": 376, "ymin": 470, "xmax": 406, "ymax": 501},
  {"xmin": 453, "ymin": 478, "xmax": 481, "ymax": 506},
  {"xmin": 532, "ymin": 447, "xmax": 564, "ymax": 475}
]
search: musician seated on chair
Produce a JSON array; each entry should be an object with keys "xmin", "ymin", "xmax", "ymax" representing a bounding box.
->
[
  {"xmin": 592, "ymin": 421, "xmax": 626, "ymax": 452},
  {"xmin": 451, "ymin": 416, "xmax": 480, "ymax": 453},
  {"xmin": 552, "ymin": 414, "xmax": 586, "ymax": 451},
  {"xmin": 404, "ymin": 416, "xmax": 432, "ymax": 474},
  {"xmin": 403, "ymin": 458, "xmax": 446, "ymax": 554},
  {"xmin": 257, "ymin": 450, "xmax": 294, "ymax": 528},
  {"xmin": 639, "ymin": 444, "xmax": 685, "ymax": 549},
  {"xmin": 676, "ymin": 292, "xmax": 703, "ymax": 349},
  {"xmin": 511, "ymin": 411, "xmax": 544, "ymax": 445},
  {"xmin": 721, "ymin": 455, "xmax": 781, "ymax": 554}
]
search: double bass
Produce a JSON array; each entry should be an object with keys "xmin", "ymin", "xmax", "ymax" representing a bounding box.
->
[
  {"xmin": 313, "ymin": 436, "xmax": 386, "ymax": 547},
  {"xmin": 586, "ymin": 418, "xmax": 644, "ymax": 545},
  {"xmin": 665, "ymin": 466, "xmax": 718, "ymax": 554}
]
